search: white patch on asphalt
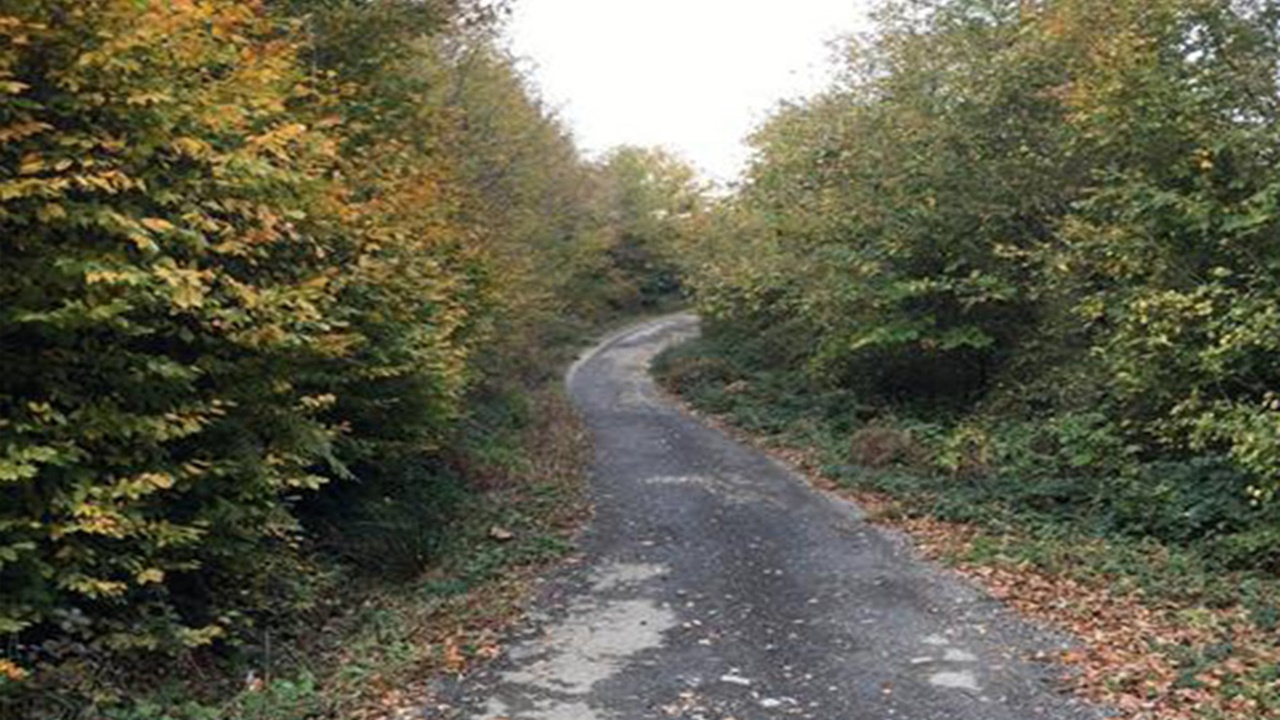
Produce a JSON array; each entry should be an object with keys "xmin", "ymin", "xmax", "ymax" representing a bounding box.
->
[
  {"xmin": 919, "ymin": 637, "xmax": 982, "ymax": 692},
  {"xmin": 503, "ymin": 598, "xmax": 676, "ymax": 694},
  {"xmin": 929, "ymin": 669, "xmax": 981, "ymax": 691},
  {"xmin": 481, "ymin": 697, "xmax": 601, "ymax": 720},
  {"xmin": 642, "ymin": 474, "xmax": 715, "ymax": 487},
  {"xmin": 641, "ymin": 472, "xmax": 781, "ymax": 508},
  {"xmin": 591, "ymin": 561, "xmax": 667, "ymax": 592},
  {"xmin": 479, "ymin": 563, "xmax": 678, "ymax": 719},
  {"xmin": 943, "ymin": 648, "xmax": 978, "ymax": 662}
]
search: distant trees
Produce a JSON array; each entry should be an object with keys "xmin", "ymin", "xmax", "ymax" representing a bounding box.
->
[{"xmin": 592, "ymin": 146, "xmax": 702, "ymax": 312}]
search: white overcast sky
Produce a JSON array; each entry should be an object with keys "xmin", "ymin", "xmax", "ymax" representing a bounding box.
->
[{"xmin": 504, "ymin": 1, "xmax": 871, "ymax": 185}]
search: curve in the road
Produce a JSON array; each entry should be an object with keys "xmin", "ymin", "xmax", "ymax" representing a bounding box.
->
[{"xmin": 445, "ymin": 314, "xmax": 1102, "ymax": 720}]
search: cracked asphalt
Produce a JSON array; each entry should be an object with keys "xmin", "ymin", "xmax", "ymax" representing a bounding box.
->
[{"xmin": 440, "ymin": 314, "xmax": 1105, "ymax": 720}]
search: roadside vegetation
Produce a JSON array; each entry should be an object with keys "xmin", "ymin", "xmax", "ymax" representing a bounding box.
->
[
  {"xmin": 661, "ymin": 0, "xmax": 1280, "ymax": 717},
  {"xmin": 0, "ymin": 1, "xmax": 698, "ymax": 717},
  {"xmin": 12, "ymin": 0, "xmax": 1280, "ymax": 717}
]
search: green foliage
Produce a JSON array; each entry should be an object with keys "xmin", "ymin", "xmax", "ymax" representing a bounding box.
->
[
  {"xmin": 656, "ymin": 334, "xmax": 1280, "ymax": 601},
  {"xmin": 691, "ymin": 0, "xmax": 1074, "ymax": 402},
  {"xmin": 681, "ymin": 0, "xmax": 1280, "ymax": 567},
  {"xmin": 590, "ymin": 147, "xmax": 701, "ymax": 312}
]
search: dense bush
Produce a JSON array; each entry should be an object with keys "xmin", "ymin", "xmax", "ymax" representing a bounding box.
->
[
  {"xmin": 0, "ymin": 0, "xmax": 378, "ymax": 669},
  {"xmin": 0, "ymin": 0, "xmax": 702, "ymax": 711},
  {"xmin": 683, "ymin": 0, "xmax": 1280, "ymax": 560}
]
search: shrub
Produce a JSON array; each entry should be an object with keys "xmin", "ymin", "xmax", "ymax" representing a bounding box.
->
[
  {"xmin": 0, "ymin": 0, "xmax": 358, "ymax": 663},
  {"xmin": 683, "ymin": 0, "xmax": 1280, "ymax": 562},
  {"xmin": 848, "ymin": 424, "xmax": 918, "ymax": 469}
]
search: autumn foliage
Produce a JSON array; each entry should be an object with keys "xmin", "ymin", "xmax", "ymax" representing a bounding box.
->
[{"xmin": 0, "ymin": 0, "xmax": 694, "ymax": 711}]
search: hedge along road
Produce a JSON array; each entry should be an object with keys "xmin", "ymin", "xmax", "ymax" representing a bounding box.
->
[{"xmin": 445, "ymin": 314, "xmax": 1104, "ymax": 720}]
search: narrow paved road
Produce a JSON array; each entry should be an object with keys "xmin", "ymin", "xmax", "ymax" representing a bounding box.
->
[{"xmin": 444, "ymin": 315, "xmax": 1102, "ymax": 720}]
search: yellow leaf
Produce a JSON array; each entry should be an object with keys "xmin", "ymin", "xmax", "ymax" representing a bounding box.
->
[
  {"xmin": 0, "ymin": 659, "xmax": 27, "ymax": 683},
  {"xmin": 0, "ymin": 120, "xmax": 53, "ymax": 144},
  {"xmin": 154, "ymin": 264, "xmax": 209, "ymax": 310},
  {"xmin": 177, "ymin": 624, "xmax": 225, "ymax": 648},
  {"xmin": 128, "ymin": 233, "xmax": 159, "ymax": 253},
  {"xmin": 37, "ymin": 203, "xmax": 67, "ymax": 222},
  {"xmin": 64, "ymin": 575, "xmax": 128, "ymax": 597},
  {"xmin": 138, "ymin": 472, "xmax": 174, "ymax": 490},
  {"xmin": 85, "ymin": 269, "xmax": 135, "ymax": 285},
  {"xmin": 136, "ymin": 568, "xmax": 165, "ymax": 585},
  {"xmin": 141, "ymin": 217, "xmax": 174, "ymax": 233},
  {"xmin": 18, "ymin": 153, "xmax": 42, "ymax": 175},
  {"xmin": 171, "ymin": 137, "xmax": 211, "ymax": 158}
]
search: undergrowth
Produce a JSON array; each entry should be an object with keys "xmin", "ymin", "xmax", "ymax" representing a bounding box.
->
[
  {"xmin": 40, "ymin": 310, "xmax": 686, "ymax": 720},
  {"xmin": 73, "ymin": 385, "xmax": 590, "ymax": 720},
  {"xmin": 3, "ymin": 375, "xmax": 591, "ymax": 720}
]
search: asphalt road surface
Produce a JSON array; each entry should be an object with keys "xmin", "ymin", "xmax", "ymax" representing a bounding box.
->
[{"xmin": 443, "ymin": 314, "xmax": 1103, "ymax": 720}]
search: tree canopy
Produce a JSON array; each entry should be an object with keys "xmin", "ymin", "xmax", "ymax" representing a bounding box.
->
[{"xmin": 0, "ymin": 1, "xmax": 699, "ymax": 712}]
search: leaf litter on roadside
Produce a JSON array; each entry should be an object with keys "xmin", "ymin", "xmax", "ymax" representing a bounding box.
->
[{"xmin": 677, "ymin": 402, "xmax": 1280, "ymax": 720}]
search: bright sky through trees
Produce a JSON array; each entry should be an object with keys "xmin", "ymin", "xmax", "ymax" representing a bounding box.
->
[{"xmin": 505, "ymin": 1, "xmax": 869, "ymax": 185}]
